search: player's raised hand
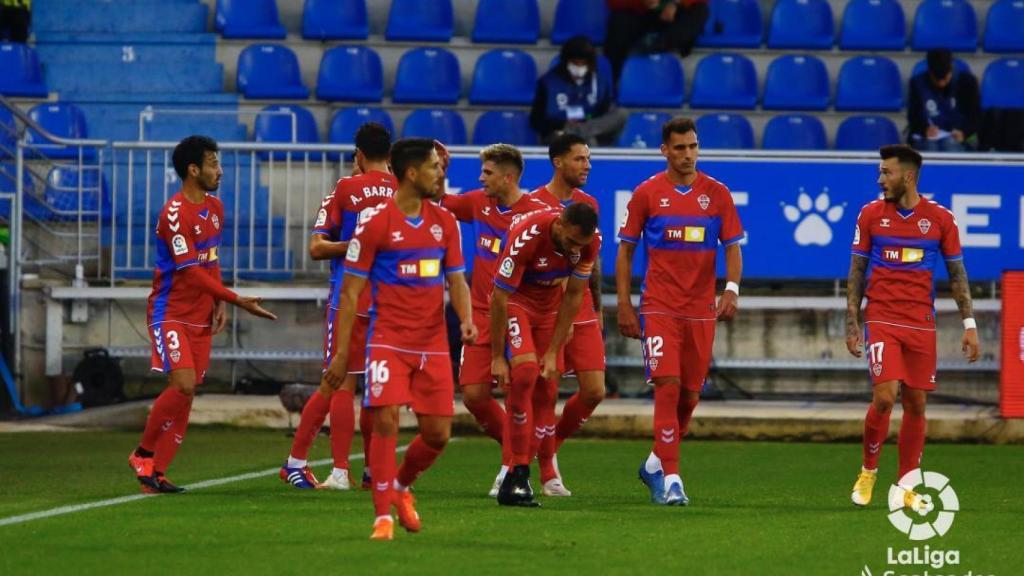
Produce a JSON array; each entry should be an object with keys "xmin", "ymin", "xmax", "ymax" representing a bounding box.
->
[
  {"xmin": 211, "ymin": 301, "xmax": 228, "ymax": 335},
  {"xmin": 846, "ymin": 324, "xmax": 863, "ymax": 358},
  {"xmin": 716, "ymin": 290, "xmax": 738, "ymax": 321},
  {"xmin": 617, "ymin": 303, "xmax": 641, "ymax": 339},
  {"xmin": 236, "ymin": 296, "xmax": 277, "ymax": 320},
  {"xmin": 962, "ymin": 328, "xmax": 980, "ymax": 363},
  {"xmin": 492, "ymin": 356, "xmax": 511, "ymax": 390},
  {"xmin": 324, "ymin": 352, "xmax": 347, "ymax": 389},
  {"xmin": 539, "ymin": 350, "xmax": 560, "ymax": 381},
  {"xmin": 461, "ymin": 321, "xmax": 478, "ymax": 345}
]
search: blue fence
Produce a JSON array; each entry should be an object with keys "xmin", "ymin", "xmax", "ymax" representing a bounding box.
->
[{"xmin": 446, "ymin": 154, "xmax": 1024, "ymax": 281}]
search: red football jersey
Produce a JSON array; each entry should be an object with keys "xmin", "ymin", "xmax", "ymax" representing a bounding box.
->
[
  {"xmin": 440, "ymin": 189, "xmax": 549, "ymax": 313},
  {"xmin": 851, "ymin": 197, "xmax": 962, "ymax": 329},
  {"xmin": 618, "ymin": 171, "xmax": 744, "ymax": 319},
  {"xmin": 147, "ymin": 192, "xmax": 226, "ymax": 326},
  {"xmin": 531, "ymin": 185, "xmax": 601, "ymax": 323},
  {"xmin": 344, "ymin": 198, "xmax": 465, "ymax": 354},
  {"xmin": 494, "ymin": 210, "xmax": 601, "ymax": 317},
  {"xmin": 312, "ymin": 169, "xmax": 397, "ymax": 315}
]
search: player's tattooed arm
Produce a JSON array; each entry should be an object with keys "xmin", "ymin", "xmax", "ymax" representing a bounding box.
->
[
  {"xmin": 945, "ymin": 259, "xmax": 974, "ymax": 320},
  {"xmin": 589, "ymin": 257, "xmax": 603, "ymax": 327},
  {"xmin": 845, "ymin": 255, "xmax": 868, "ymax": 357}
]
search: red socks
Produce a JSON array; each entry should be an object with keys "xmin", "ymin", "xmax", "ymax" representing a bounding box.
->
[
  {"xmin": 289, "ymin": 390, "xmax": 330, "ymax": 460},
  {"xmin": 506, "ymin": 361, "xmax": 539, "ymax": 466},
  {"xmin": 862, "ymin": 404, "xmax": 892, "ymax": 470},
  {"xmin": 370, "ymin": 432, "xmax": 397, "ymax": 517},
  {"xmin": 652, "ymin": 383, "xmax": 681, "ymax": 476},
  {"xmin": 139, "ymin": 387, "xmax": 192, "ymax": 453},
  {"xmin": 677, "ymin": 394, "xmax": 700, "ymax": 438},
  {"xmin": 329, "ymin": 389, "xmax": 355, "ymax": 470},
  {"xmin": 554, "ymin": 392, "xmax": 597, "ymax": 449},
  {"xmin": 897, "ymin": 412, "xmax": 927, "ymax": 480},
  {"xmin": 153, "ymin": 394, "xmax": 193, "ymax": 473},
  {"xmin": 466, "ymin": 396, "xmax": 506, "ymax": 444},
  {"xmin": 396, "ymin": 435, "xmax": 444, "ymax": 488}
]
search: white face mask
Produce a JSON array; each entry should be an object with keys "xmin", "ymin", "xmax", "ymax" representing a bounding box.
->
[{"xmin": 567, "ymin": 63, "xmax": 589, "ymax": 81}]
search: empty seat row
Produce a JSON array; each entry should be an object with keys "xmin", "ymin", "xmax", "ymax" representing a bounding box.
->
[{"xmin": 216, "ymin": 0, "xmax": 1024, "ymax": 53}]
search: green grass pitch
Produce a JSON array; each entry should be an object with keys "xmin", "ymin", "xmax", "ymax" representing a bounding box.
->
[{"xmin": 1, "ymin": 428, "xmax": 1021, "ymax": 575}]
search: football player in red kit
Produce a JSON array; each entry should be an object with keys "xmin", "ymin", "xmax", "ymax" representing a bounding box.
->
[
  {"xmin": 129, "ymin": 135, "xmax": 276, "ymax": 493},
  {"xmin": 847, "ymin": 145, "xmax": 980, "ymax": 509}
]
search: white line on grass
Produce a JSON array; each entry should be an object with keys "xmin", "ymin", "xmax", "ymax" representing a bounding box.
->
[{"xmin": 0, "ymin": 446, "xmax": 409, "ymax": 528}]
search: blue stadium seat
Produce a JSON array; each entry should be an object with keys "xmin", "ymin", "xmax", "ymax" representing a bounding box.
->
[
  {"xmin": 473, "ymin": 111, "xmax": 538, "ymax": 146},
  {"xmin": 0, "ymin": 44, "xmax": 48, "ymax": 97},
  {"xmin": 45, "ymin": 165, "xmax": 109, "ymax": 218},
  {"xmin": 393, "ymin": 48, "xmax": 461, "ymax": 104},
  {"xmin": 551, "ymin": 0, "xmax": 608, "ymax": 44},
  {"xmin": 762, "ymin": 114, "xmax": 827, "ymax": 150},
  {"xmin": 835, "ymin": 116, "xmax": 901, "ymax": 150},
  {"xmin": 911, "ymin": 0, "xmax": 977, "ymax": 51},
  {"xmin": 329, "ymin": 107, "xmax": 395, "ymax": 145},
  {"xmin": 469, "ymin": 50, "xmax": 537, "ymax": 106},
  {"xmin": 698, "ymin": 0, "xmax": 763, "ymax": 48},
  {"xmin": 984, "ymin": 0, "xmax": 1024, "ymax": 53},
  {"xmin": 402, "ymin": 109, "xmax": 467, "ymax": 145},
  {"xmin": 302, "ymin": 0, "xmax": 368, "ymax": 40},
  {"xmin": 473, "ymin": 0, "xmax": 540, "ymax": 44},
  {"xmin": 762, "ymin": 55, "xmax": 830, "ymax": 111},
  {"xmin": 911, "ymin": 58, "xmax": 972, "ymax": 79},
  {"xmin": 689, "ymin": 53, "xmax": 758, "ymax": 109},
  {"xmin": 253, "ymin": 105, "xmax": 322, "ymax": 161},
  {"xmin": 617, "ymin": 54, "xmax": 685, "ymax": 107},
  {"xmin": 696, "ymin": 113, "xmax": 755, "ymax": 149},
  {"xmin": 386, "ymin": 0, "xmax": 454, "ymax": 42},
  {"xmin": 616, "ymin": 112, "xmax": 671, "ymax": 148},
  {"xmin": 25, "ymin": 103, "xmax": 91, "ymax": 159},
  {"xmin": 835, "ymin": 56, "xmax": 903, "ymax": 111},
  {"xmin": 981, "ymin": 57, "xmax": 1024, "ymax": 108},
  {"xmin": 839, "ymin": 0, "xmax": 906, "ymax": 51},
  {"xmin": 236, "ymin": 45, "xmax": 309, "ymax": 100},
  {"xmin": 316, "ymin": 46, "xmax": 382, "ymax": 102},
  {"xmin": 767, "ymin": 0, "xmax": 834, "ymax": 49},
  {"xmin": 215, "ymin": 0, "xmax": 286, "ymax": 39}
]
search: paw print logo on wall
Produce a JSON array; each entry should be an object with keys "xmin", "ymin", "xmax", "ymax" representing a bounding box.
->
[{"xmin": 781, "ymin": 188, "xmax": 846, "ymax": 246}]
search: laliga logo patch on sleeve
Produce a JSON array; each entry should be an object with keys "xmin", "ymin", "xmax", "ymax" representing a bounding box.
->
[
  {"xmin": 346, "ymin": 238, "xmax": 361, "ymax": 263},
  {"xmin": 854, "ymin": 225, "xmax": 861, "ymax": 245},
  {"xmin": 172, "ymin": 234, "xmax": 189, "ymax": 256},
  {"xmin": 499, "ymin": 257, "xmax": 515, "ymax": 278},
  {"xmin": 315, "ymin": 208, "xmax": 327, "ymax": 227}
]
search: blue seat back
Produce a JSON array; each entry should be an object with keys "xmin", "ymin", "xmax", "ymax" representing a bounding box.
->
[
  {"xmin": 617, "ymin": 54, "xmax": 685, "ymax": 107},
  {"xmin": 402, "ymin": 109, "xmax": 467, "ymax": 145},
  {"xmin": 45, "ymin": 165, "xmax": 109, "ymax": 214},
  {"xmin": 982, "ymin": 57, "xmax": 1024, "ymax": 108},
  {"xmin": 696, "ymin": 113, "xmax": 755, "ymax": 149},
  {"xmin": 386, "ymin": 0, "xmax": 454, "ymax": 41},
  {"xmin": 237, "ymin": 44, "xmax": 309, "ymax": 99},
  {"xmin": 302, "ymin": 0, "xmax": 368, "ymax": 40},
  {"xmin": 473, "ymin": 0, "xmax": 540, "ymax": 43},
  {"xmin": 26, "ymin": 103, "xmax": 88, "ymax": 145},
  {"xmin": 470, "ymin": 50, "xmax": 537, "ymax": 105},
  {"xmin": 762, "ymin": 54, "xmax": 830, "ymax": 110},
  {"xmin": 984, "ymin": 0, "xmax": 1024, "ymax": 53},
  {"xmin": 840, "ymin": 0, "xmax": 906, "ymax": 50},
  {"xmin": 551, "ymin": 0, "xmax": 608, "ymax": 44},
  {"xmin": 835, "ymin": 56, "xmax": 903, "ymax": 111},
  {"xmin": 473, "ymin": 111, "xmax": 538, "ymax": 146},
  {"xmin": 762, "ymin": 114, "xmax": 827, "ymax": 150},
  {"xmin": 698, "ymin": 0, "xmax": 763, "ymax": 48},
  {"xmin": 835, "ymin": 116, "xmax": 901, "ymax": 150},
  {"xmin": 768, "ymin": 0, "xmax": 834, "ymax": 49},
  {"xmin": 0, "ymin": 43, "xmax": 48, "ymax": 97},
  {"xmin": 393, "ymin": 48, "xmax": 461, "ymax": 104},
  {"xmin": 316, "ymin": 46, "xmax": 383, "ymax": 102},
  {"xmin": 255, "ymin": 105, "xmax": 320, "ymax": 160},
  {"xmin": 329, "ymin": 108, "xmax": 395, "ymax": 145},
  {"xmin": 911, "ymin": 0, "xmax": 977, "ymax": 51},
  {"xmin": 911, "ymin": 57, "xmax": 972, "ymax": 79},
  {"xmin": 616, "ymin": 112, "xmax": 672, "ymax": 148},
  {"xmin": 216, "ymin": 0, "xmax": 286, "ymax": 38},
  {"xmin": 689, "ymin": 53, "xmax": 758, "ymax": 109}
]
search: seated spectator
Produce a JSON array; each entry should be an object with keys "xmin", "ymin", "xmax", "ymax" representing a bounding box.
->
[
  {"xmin": 605, "ymin": 0, "xmax": 708, "ymax": 82},
  {"xmin": 530, "ymin": 35, "xmax": 627, "ymax": 146},
  {"xmin": 908, "ymin": 49, "xmax": 981, "ymax": 152},
  {"xmin": 0, "ymin": 0, "xmax": 31, "ymax": 43}
]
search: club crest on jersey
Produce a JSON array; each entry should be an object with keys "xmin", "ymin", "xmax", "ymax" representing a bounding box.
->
[
  {"xmin": 170, "ymin": 349, "xmax": 181, "ymax": 363},
  {"xmin": 872, "ymin": 363, "xmax": 882, "ymax": 376},
  {"xmin": 499, "ymin": 257, "xmax": 515, "ymax": 278},
  {"xmin": 648, "ymin": 357, "xmax": 659, "ymax": 371},
  {"xmin": 698, "ymin": 194, "xmax": 711, "ymax": 210},
  {"xmin": 315, "ymin": 209, "xmax": 327, "ymax": 227},
  {"xmin": 918, "ymin": 218, "xmax": 931, "ymax": 235},
  {"xmin": 371, "ymin": 382, "xmax": 383, "ymax": 398},
  {"xmin": 510, "ymin": 335, "xmax": 523, "ymax": 349},
  {"xmin": 172, "ymin": 234, "xmax": 188, "ymax": 256},
  {"xmin": 430, "ymin": 224, "xmax": 443, "ymax": 242}
]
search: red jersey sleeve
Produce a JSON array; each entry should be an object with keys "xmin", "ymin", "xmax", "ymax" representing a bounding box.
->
[
  {"xmin": 343, "ymin": 204, "xmax": 388, "ymax": 277},
  {"xmin": 573, "ymin": 232, "xmax": 601, "ymax": 280},
  {"xmin": 940, "ymin": 209, "xmax": 963, "ymax": 261},
  {"xmin": 851, "ymin": 204, "xmax": 874, "ymax": 258},
  {"xmin": 439, "ymin": 190, "xmax": 479, "ymax": 223},
  {"xmin": 157, "ymin": 207, "xmax": 200, "ymax": 270},
  {"xmin": 442, "ymin": 211, "xmax": 467, "ymax": 274},
  {"xmin": 493, "ymin": 224, "xmax": 539, "ymax": 293},
  {"xmin": 717, "ymin": 186, "xmax": 745, "ymax": 246},
  {"xmin": 618, "ymin": 186, "xmax": 648, "ymax": 244},
  {"xmin": 312, "ymin": 183, "xmax": 345, "ymax": 237}
]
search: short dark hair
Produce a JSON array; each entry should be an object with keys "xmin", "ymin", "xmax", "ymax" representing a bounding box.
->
[
  {"xmin": 390, "ymin": 138, "xmax": 436, "ymax": 182},
  {"xmin": 563, "ymin": 202, "xmax": 598, "ymax": 236},
  {"xmin": 354, "ymin": 122, "xmax": 391, "ymax": 161},
  {"xmin": 548, "ymin": 132, "xmax": 587, "ymax": 163},
  {"xmin": 557, "ymin": 35, "xmax": 597, "ymax": 78},
  {"xmin": 480, "ymin": 143, "xmax": 524, "ymax": 175},
  {"xmin": 927, "ymin": 49, "xmax": 953, "ymax": 79},
  {"xmin": 662, "ymin": 117, "xmax": 697, "ymax": 144},
  {"xmin": 172, "ymin": 135, "xmax": 218, "ymax": 181},
  {"xmin": 879, "ymin": 144, "xmax": 923, "ymax": 176}
]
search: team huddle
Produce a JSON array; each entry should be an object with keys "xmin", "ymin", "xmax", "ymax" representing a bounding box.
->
[{"xmin": 126, "ymin": 119, "xmax": 980, "ymax": 541}]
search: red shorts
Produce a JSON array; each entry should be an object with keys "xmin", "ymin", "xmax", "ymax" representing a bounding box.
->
[
  {"xmin": 564, "ymin": 320, "xmax": 605, "ymax": 373},
  {"xmin": 640, "ymin": 314, "xmax": 715, "ymax": 392},
  {"xmin": 459, "ymin": 309, "xmax": 493, "ymax": 387},
  {"xmin": 322, "ymin": 309, "xmax": 369, "ymax": 374},
  {"xmin": 505, "ymin": 305, "xmax": 564, "ymax": 373},
  {"xmin": 363, "ymin": 346, "xmax": 455, "ymax": 416},
  {"xmin": 864, "ymin": 322, "xmax": 937, "ymax": 391},
  {"xmin": 149, "ymin": 322, "xmax": 212, "ymax": 383}
]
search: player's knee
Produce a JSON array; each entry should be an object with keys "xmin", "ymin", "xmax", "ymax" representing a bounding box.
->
[
  {"xmin": 580, "ymin": 380, "xmax": 606, "ymax": 407},
  {"xmin": 461, "ymin": 384, "xmax": 490, "ymax": 408},
  {"xmin": 169, "ymin": 371, "xmax": 197, "ymax": 396},
  {"xmin": 372, "ymin": 407, "xmax": 400, "ymax": 436},
  {"xmin": 422, "ymin": 428, "xmax": 450, "ymax": 450},
  {"xmin": 872, "ymin": 396, "xmax": 895, "ymax": 412},
  {"xmin": 901, "ymin": 396, "xmax": 926, "ymax": 416}
]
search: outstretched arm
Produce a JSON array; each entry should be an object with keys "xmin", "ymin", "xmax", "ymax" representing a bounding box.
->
[
  {"xmin": 845, "ymin": 255, "xmax": 868, "ymax": 357},
  {"xmin": 946, "ymin": 259, "xmax": 980, "ymax": 362}
]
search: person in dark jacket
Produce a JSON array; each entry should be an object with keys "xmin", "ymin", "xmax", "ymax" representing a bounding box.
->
[
  {"xmin": 907, "ymin": 49, "xmax": 981, "ymax": 152},
  {"xmin": 604, "ymin": 0, "xmax": 709, "ymax": 83},
  {"xmin": 530, "ymin": 35, "xmax": 627, "ymax": 146}
]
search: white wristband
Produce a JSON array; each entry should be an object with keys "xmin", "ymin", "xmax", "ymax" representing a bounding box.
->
[
  {"xmin": 963, "ymin": 318, "xmax": 977, "ymax": 330},
  {"xmin": 725, "ymin": 281, "xmax": 740, "ymax": 296}
]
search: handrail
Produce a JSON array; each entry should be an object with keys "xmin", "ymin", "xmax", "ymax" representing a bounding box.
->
[
  {"xmin": 0, "ymin": 95, "xmax": 107, "ymax": 148},
  {"xmin": 137, "ymin": 107, "xmax": 298, "ymax": 143}
]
